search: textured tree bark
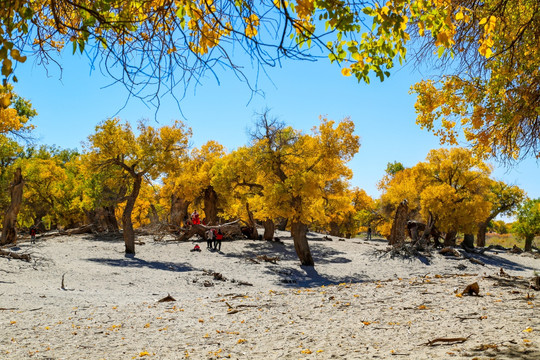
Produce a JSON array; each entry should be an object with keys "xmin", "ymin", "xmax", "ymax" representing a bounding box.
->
[
  {"xmin": 170, "ymin": 194, "xmax": 190, "ymax": 227},
  {"xmin": 1, "ymin": 168, "xmax": 24, "ymax": 245},
  {"xmin": 122, "ymin": 174, "xmax": 142, "ymax": 255},
  {"xmin": 203, "ymin": 185, "xmax": 219, "ymax": 225},
  {"xmin": 290, "ymin": 221, "xmax": 314, "ymax": 266},
  {"xmin": 263, "ymin": 219, "xmax": 275, "ymax": 240},
  {"xmin": 389, "ymin": 200, "xmax": 408, "ymax": 246},
  {"xmin": 476, "ymin": 221, "xmax": 488, "ymax": 247}
]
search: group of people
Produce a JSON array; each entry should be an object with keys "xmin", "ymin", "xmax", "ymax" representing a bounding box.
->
[
  {"xmin": 189, "ymin": 209, "xmax": 224, "ymax": 253},
  {"xmin": 191, "ymin": 228, "xmax": 223, "ymax": 252}
]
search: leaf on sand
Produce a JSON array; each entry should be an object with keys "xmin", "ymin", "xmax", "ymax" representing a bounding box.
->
[{"xmin": 157, "ymin": 294, "xmax": 176, "ymax": 302}]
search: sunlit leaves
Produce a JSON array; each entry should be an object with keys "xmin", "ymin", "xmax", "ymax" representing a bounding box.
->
[{"xmin": 379, "ymin": 148, "xmax": 493, "ymax": 236}]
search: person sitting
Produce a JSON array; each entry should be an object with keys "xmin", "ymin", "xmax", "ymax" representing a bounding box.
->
[{"xmin": 190, "ymin": 244, "xmax": 201, "ymax": 252}]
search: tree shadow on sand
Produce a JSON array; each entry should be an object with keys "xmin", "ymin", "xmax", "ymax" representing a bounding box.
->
[
  {"xmin": 221, "ymin": 240, "xmax": 368, "ymax": 287},
  {"xmin": 468, "ymin": 250, "xmax": 538, "ymax": 273},
  {"xmin": 86, "ymin": 256, "xmax": 194, "ymax": 273},
  {"xmin": 223, "ymin": 240, "xmax": 353, "ymax": 265},
  {"xmin": 270, "ymin": 265, "xmax": 370, "ymax": 288}
]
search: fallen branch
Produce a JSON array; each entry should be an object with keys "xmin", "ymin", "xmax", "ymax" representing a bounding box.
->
[
  {"xmin": 421, "ymin": 335, "xmax": 472, "ymax": 346},
  {"xmin": 256, "ymin": 255, "xmax": 280, "ymax": 264},
  {"xmin": 0, "ymin": 248, "xmax": 31, "ymax": 261}
]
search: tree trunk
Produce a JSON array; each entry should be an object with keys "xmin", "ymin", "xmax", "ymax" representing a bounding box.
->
[
  {"xmin": 389, "ymin": 200, "xmax": 408, "ymax": 246},
  {"xmin": 170, "ymin": 194, "xmax": 189, "ymax": 227},
  {"xmin": 149, "ymin": 204, "xmax": 159, "ymax": 224},
  {"xmin": 276, "ymin": 217, "xmax": 288, "ymax": 231},
  {"xmin": 203, "ymin": 185, "xmax": 219, "ymax": 225},
  {"xmin": 329, "ymin": 221, "xmax": 342, "ymax": 237},
  {"xmin": 245, "ymin": 202, "xmax": 259, "ymax": 240},
  {"xmin": 476, "ymin": 222, "xmax": 488, "ymax": 247},
  {"xmin": 103, "ymin": 206, "xmax": 119, "ymax": 232},
  {"xmin": 414, "ymin": 213, "xmax": 435, "ymax": 250},
  {"xmin": 291, "ymin": 221, "xmax": 314, "ymax": 266},
  {"xmin": 263, "ymin": 219, "xmax": 275, "ymax": 240},
  {"xmin": 1, "ymin": 168, "xmax": 24, "ymax": 245},
  {"xmin": 524, "ymin": 235, "xmax": 534, "ymax": 252},
  {"xmin": 443, "ymin": 231, "xmax": 457, "ymax": 247},
  {"xmin": 123, "ymin": 174, "xmax": 142, "ymax": 255},
  {"xmin": 462, "ymin": 233, "xmax": 475, "ymax": 250}
]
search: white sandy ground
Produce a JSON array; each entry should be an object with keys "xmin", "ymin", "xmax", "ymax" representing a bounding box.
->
[{"xmin": 1, "ymin": 232, "xmax": 539, "ymax": 360}]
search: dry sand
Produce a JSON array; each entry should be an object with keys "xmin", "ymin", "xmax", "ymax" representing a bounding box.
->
[{"xmin": 1, "ymin": 232, "xmax": 539, "ymax": 359}]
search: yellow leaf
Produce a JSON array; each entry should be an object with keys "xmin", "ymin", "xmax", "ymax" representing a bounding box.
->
[
  {"xmin": 455, "ymin": 11, "xmax": 464, "ymax": 21},
  {"xmin": 341, "ymin": 67, "xmax": 352, "ymax": 77},
  {"xmin": 523, "ymin": 327, "xmax": 533, "ymax": 333}
]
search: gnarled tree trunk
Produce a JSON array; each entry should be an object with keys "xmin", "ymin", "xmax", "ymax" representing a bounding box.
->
[
  {"xmin": 1, "ymin": 168, "xmax": 24, "ymax": 245},
  {"xmin": 203, "ymin": 185, "xmax": 219, "ymax": 225},
  {"xmin": 389, "ymin": 200, "xmax": 408, "ymax": 246},
  {"xmin": 170, "ymin": 194, "xmax": 190, "ymax": 227},
  {"xmin": 291, "ymin": 221, "xmax": 314, "ymax": 266},
  {"xmin": 263, "ymin": 219, "xmax": 275, "ymax": 240}
]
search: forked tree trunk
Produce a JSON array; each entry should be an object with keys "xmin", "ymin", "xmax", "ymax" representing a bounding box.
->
[
  {"xmin": 263, "ymin": 219, "xmax": 275, "ymax": 240},
  {"xmin": 291, "ymin": 221, "xmax": 314, "ymax": 266},
  {"xmin": 203, "ymin": 185, "xmax": 219, "ymax": 225},
  {"xmin": 170, "ymin": 194, "xmax": 190, "ymax": 227},
  {"xmin": 476, "ymin": 221, "xmax": 489, "ymax": 247},
  {"xmin": 123, "ymin": 174, "xmax": 142, "ymax": 255},
  {"xmin": 414, "ymin": 213, "xmax": 435, "ymax": 250},
  {"xmin": 1, "ymin": 168, "xmax": 24, "ymax": 245}
]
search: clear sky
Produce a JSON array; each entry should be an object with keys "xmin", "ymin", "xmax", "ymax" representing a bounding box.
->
[{"xmin": 11, "ymin": 48, "xmax": 540, "ymax": 202}]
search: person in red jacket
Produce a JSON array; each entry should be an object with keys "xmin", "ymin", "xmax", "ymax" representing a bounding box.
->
[
  {"xmin": 191, "ymin": 210, "xmax": 200, "ymax": 225},
  {"xmin": 214, "ymin": 229, "xmax": 223, "ymax": 251}
]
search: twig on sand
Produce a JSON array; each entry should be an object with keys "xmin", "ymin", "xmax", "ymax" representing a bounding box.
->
[
  {"xmin": 421, "ymin": 335, "xmax": 472, "ymax": 346},
  {"xmin": 61, "ymin": 273, "xmax": 66, "ymax": 290}
]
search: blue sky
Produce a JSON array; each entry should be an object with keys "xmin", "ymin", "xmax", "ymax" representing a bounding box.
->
[{"xmin": 12, "ymin": 49, "xmax": 540, "ymax": 202}]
